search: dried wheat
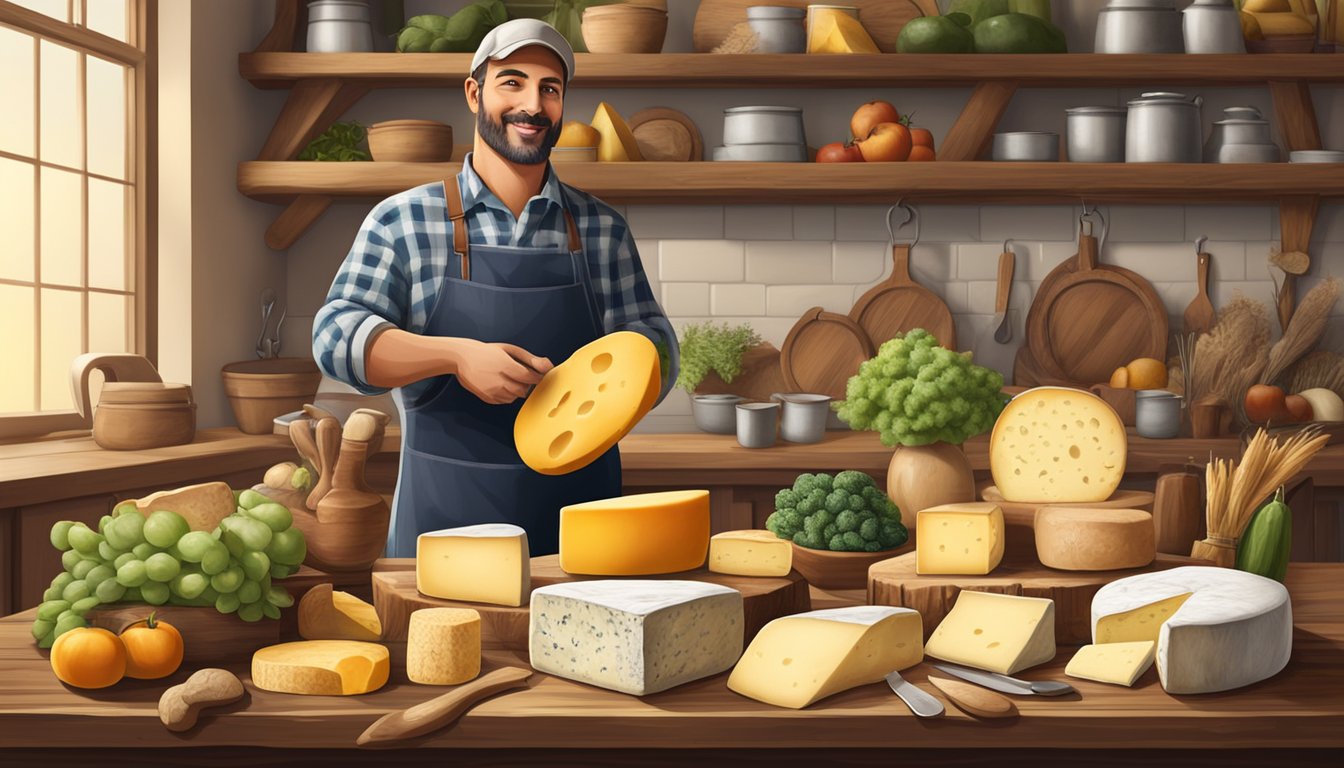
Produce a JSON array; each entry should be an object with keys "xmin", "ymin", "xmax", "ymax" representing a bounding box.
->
[{"xmin": 1263, "ymin": 277, "xmax": 1340, "ymax": 385}]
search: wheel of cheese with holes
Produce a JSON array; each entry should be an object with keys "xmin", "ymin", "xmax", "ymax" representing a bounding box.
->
[
  {"xmin": 989, "ymin": 386, "xmax": 1127, "ymax": 503},
  {"xmin": 1034, "ymin": 507, "xmax": 1155, "ymax": 571},
  {"xmin": 514, "ymin": 331, "xmax": 660, "ymax": 475}
]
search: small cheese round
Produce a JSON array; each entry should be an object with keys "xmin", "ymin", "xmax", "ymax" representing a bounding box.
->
[
  {"xmin": 406, "ymin": 608, "xmax": 481, "ymax": 685},
  {"xmin": 1034, "ymin": 507, "xmax": 1155, "ymax": 571}
]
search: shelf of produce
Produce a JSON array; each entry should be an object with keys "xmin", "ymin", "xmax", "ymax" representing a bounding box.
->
[
  {"xmin": 1, "ymin": 564, "xmax": 1341, "ymax": 759},
  {"xmin": 237, "ymin": 161, "xmax": 1344, "ymax": 206},
  {"xmin": 239, "ymin": 52, "xmax": 1344, "ymax": 90}
]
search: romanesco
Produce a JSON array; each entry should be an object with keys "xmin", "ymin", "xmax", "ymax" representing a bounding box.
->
[{"xmin": 765, "ymin": 471, "xmax": 907, "ymax": 552}]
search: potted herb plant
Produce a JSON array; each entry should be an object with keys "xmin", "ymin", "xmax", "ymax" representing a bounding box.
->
[{"xmin": 676, "ymin": 322, "xmax": 761, "ymax": 434}]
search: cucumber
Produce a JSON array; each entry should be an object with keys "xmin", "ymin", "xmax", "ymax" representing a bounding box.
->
[{"xmin": 1236, "ymin": 487, "xmax": 1292, "ymax": 583}]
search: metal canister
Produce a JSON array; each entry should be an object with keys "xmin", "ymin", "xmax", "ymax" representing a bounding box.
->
[
  {"xmin": 307, "ymin": 0, "xmax": 374, "ymax": 53},
  {"xmin": 1066, "ymin": 106, "xmax": 1127, "ymax": 163},
  {"xmin": 1125, "ymin": 91, "xmax": 1203, "ymax": 163}
]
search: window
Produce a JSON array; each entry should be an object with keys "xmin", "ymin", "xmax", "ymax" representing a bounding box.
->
[{"xmin": 0, "ymin": 0, "xmax": 154, "ymax": 440}]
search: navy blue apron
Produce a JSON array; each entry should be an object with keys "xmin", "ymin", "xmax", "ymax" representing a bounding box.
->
[{"xmin": 385, "ymin": 175, "xmax": 621, "ymax": 557}]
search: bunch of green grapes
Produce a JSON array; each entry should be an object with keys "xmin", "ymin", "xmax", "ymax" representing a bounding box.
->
[{"xmin": 31, "ymin": 489, "xmax": 308, "ymax": 648}]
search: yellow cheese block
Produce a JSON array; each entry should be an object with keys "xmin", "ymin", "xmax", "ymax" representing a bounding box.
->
[
  {"xmin": 297, "ymin": 583, "xmax": 382, "ymax": 641},
  {"xmin": 709, "ymin": 530, "xmax": 792, "ymax": 577},
  {"xmin": 1033, "ymin": 507, "xmax": 1155, "ymax": 572},
  {"xmin": 407, "ymin": 607, "xmax": 481, "ymax": 685},
  {"xmin": 1065, "ymin": 641, "xmax": 1156, "ymax": 687},
  {"xmin": 728, "ymin": 606, "xmax": 922, "ymax": 709},
  {"xmin": 916, "ymin": 502, "xmax": 1004, "ymax": 576},
  {"xmin": 808, "ymin": 8, "xmax": 880, "ymax": 54},
  {"xmin": 251, "ymin": 640, "xmax": 389, "ymax": 695},
  {"xmin": 417, "ymin": 523, "xmax": 530, "ymax": 607},
  {"xmin": 1094, "ymin": 592, "xmax": 1193, "ymax": 644},
  {"xmin": 515, "ymin": 331, "xmax": 660, "ymax": 475},
  {"xmin": 559, "ymin": 490, "xmax": 710, "ymax": 575},
  {"xmin": 924, "ymin": 591, "xmax": 1056, "ymax": 675},
  {"xmin": 590, "ymin": 102, "xmax": 643, "ymax": 162},
  {"xmin": 989, "ymin": 386, "xmax": 1127, "ymax": 504}
]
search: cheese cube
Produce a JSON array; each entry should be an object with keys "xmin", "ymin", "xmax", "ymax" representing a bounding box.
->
[
  {"xmin": 559, "ymin": 490, "xmax": 710, "ymax": 575},
  {"xmin": 709, "ymin": 530, "xmax": 792, "ymax": 577},
  {"xmin": 590, "ymin": 102, "xmax": 643, "ymax": 162},
  {"xmin": 251, "ymin": 640, "xmax": 389, "ymax": 696},
  {"xmin": 529, "ymin": 580, "xmax": 743, "ymax": 696},
  {"xmin": 916, "ymin": 502, "xmax": 1005, "ymax": 575},
  {"xmin": 989, "ymin": 387, "xmax": 1127, "ymax": 503},
  {"xmin": 728, "ymin": 606, "xmax": 922, "ymax": 709},
  {"xmin": 924, "ymin": 591, "xmax": 1056, "ymax": 675},
  {"xmin": 416, "ymin": 523, "xmax": 530, "ymax": 607},
  {"xmin": 1034, "ymin": 507, "xmax": 1155, "ymax": 571},
  {"xmin": 1065, "ymin": 641, "xmax": 1156, "ymax": 687},
  {"xmin": 298, "ymin": 583, "xmax": 382, "ymax": 641},
  {"xmin": 515, "ymin": 331, "xmax": 660, "ymax": 475},
  {"xmin": 407, "ymin": 607, "xmax": 481, "ymax": 685}
]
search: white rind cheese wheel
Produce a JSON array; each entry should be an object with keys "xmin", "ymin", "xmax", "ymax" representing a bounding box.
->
[
  {"xmin": 1034, "ymin": 507, "xmax": 1155, "ymax": 571},
  {"xmin": 990, "ymin": 386, "xmax": 1127, "ymax": 503},
  {"xmin": 407, "ymin": 607, "xmax": 482, "ymax": 685},
  {"xmin": 1090, "ymin": 566, "xmax": 1292, "ymax": 694}
]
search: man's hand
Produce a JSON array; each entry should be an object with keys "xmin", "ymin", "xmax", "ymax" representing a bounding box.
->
[{"xmin": 454, "ymin": 340, "xmax": 553, "ymax": 405}]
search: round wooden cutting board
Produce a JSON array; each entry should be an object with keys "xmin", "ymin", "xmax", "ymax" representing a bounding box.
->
[
  {"xmin": 371, "ymin": 556, "xmax": 811, "ymax": 649},
  {"xmin": 629, "ymin": 107, "xmax": 703, "ymax": 162},
  {"xmin": 849, "ymin": 243, "xmax": 956, "ymax": 351},
  {"xmin": 780, "ymin": 307, "xmax": 876, "ymax": 400},
  {"xmin": 692, "ymin": 0, "xmax": 940, "ymax": 53}
]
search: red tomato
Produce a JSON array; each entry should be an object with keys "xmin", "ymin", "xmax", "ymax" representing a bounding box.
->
[
  {"xmin": 816, "ymin": 141, "xmax": 864, "ymax": 163},
  {"xmin": 1244, "ymin": 384, "xmax": 1288, "ymax": 423}
]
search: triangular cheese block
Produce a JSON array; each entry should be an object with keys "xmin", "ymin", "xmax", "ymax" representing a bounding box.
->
[
  {"xmin": 925, "ymin": 590, "xmax": 1056, "ymax": 675},
  {"xmin": 590, "ymin": 102, "xmax": 643, "ymax": 162}
]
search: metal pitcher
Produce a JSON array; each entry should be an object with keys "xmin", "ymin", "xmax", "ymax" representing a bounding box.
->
[{"xmin": 1125, "ymin": 91, "xmax": 1203, "ymax": 163}]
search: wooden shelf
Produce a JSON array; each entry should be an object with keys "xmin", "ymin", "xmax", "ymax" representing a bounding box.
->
[
  {"xmin": 239, "ymin": 52, "xmax": 1344, "ymax": 90},
  {"xmin": 238, "ymin": 161, "xmax": 1344, "ymax": 206}
]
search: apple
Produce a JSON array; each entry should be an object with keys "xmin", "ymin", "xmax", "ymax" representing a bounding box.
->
[
  {"xmin": 856, "ymin": 122, "xmax": 913, "ymax": 162},
  {"xmin": 851, "ymin": 101, "xmax": 901, "ymax": 141},
  {"xmin": 1244, "ymin": 384, "xmax": 1289, "ymax": 424},
  {"xmin": 1284, "ymin": 394, "xmax": 1314, "ymax": 423},
  {"xmin": 816, "ymin": 141, "xmax": 864, "ymax": 163}
]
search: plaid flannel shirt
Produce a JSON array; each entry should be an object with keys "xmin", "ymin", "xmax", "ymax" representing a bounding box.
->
[{"xmin": 312, "ymin": 153, "xmax": 678, "ymax": 405}]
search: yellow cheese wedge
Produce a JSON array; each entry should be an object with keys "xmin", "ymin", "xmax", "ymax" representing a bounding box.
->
[
  {"xmin": 989, "ymin": 386, "xmax": 1127, "ymax": 503},
  {"xmin": 251, "ymin": 640, "xmax": 389, "ymax": 695},
  {"xmin": 709, "ymin": 530, "xmax": 792, "ymax": 577},
  {"xmin": 924, "ymin": 591, "xmax": 1056, "ymax": 675},
  {"xmin": 559, "ymin": 490, "xmax": 710, "ymax": 575},
  {"xmin": 557, "ymin": 121, "xmax": 601, "ymax": 149},
  {"xmin": 1094, "ymin": 592, "xmax": 1193, "ymax": 644},
  {"xmin": 407, "ymin": 607, "xmax": 481, "ymax": 685},
  {"xmin": 1065, "ymin": 641, "xmax": 1156, "ymax": 687},
  {"xmin": 590, "ymin": 102, "xmax": 643, "ymax": 162},
  {"xmin": 515, "ymin": 331, "xmax": 660, "ymax": 475},
  {"xmin": 417, "ymin": 523, "xmax": 530, "ymax": 607},
  {"xmin": 916, "ymin": 502, "xmax": 1005, "ymax": 575},
  {"xmin": 1034, "ymin": 507, "xmax": 1155, "ymax": 571},
  {"xmin": 135, "ymin": 482, "xmax": 234, "ymax": 532},
  {"xmin": 728, "ymin": 606, "xmax": 922, "ymax": 709},
  {"xmin": 808, "ymin": 8, "xmax": 880, "ymax": 54},
  {"xmin": 297, "ymin": 583, "xmax": 382, "ymax": 641}
]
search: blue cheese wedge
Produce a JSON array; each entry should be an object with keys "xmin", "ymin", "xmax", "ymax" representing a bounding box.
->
[{"xmin": 528, "ymin": 580, "xmax": 744, "ymax": 696}]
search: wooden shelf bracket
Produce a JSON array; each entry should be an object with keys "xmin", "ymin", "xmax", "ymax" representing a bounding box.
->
[
  {"xmin": 941, "ymin": 81, "xmax": 1019, "ymax": 162},
  {"xmin": 258, "ymin": 79, "xmax": 371, "ymax": 161},
  {"xmin": 1275, "ymin": 194, "xmax": 1321, "ymax": 333},
  {"xmin": 266, "ymin": 194, "xmax": 334, "ymax": 251}
]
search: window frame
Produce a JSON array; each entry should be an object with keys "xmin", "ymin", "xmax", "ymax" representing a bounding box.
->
[{"xmin": 0, "ymin": 0, "xmax": 156, "ymax": 443}]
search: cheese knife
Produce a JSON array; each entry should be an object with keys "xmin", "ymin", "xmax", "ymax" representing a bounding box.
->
[
  {"xmin": 931, "ymin": 663, "xmax": 1075, "ymax": 696},
  {"xmin": 884, "ymin": 670, "xmax": 944, "ymax": 717}
]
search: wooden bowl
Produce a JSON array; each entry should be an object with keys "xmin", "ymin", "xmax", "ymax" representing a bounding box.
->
[
  {"xmin": 92, "ymin": 382, "xmax": 195, "ymax": 450},
  {"xmin": 221, "ymin": 358, "xmax": 322, "ymax": 435},
  {"xmin": 790, "ymin": 541, "xmax": 914, "ymax": 590},
  {"xmin": 581, "ymin": 5, "xmax": 668, "ymax": 54},
  {"xmin": 367, "ymin": 119, "xmax": 454, "ymax": 162}
]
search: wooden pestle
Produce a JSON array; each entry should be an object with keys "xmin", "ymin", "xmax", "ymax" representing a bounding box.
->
[
  {"xmin": 316, "ymin": 409, "xmax": 391, "ymax": 524},
  {"xmin": 306, "ymin": 417, "xmax": 341, "ymax": 509}
]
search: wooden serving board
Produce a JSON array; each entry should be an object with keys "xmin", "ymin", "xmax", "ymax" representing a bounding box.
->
[
  {"xmin": 867, "ymin": 552, "xmax": 1208, "ymax": 645},
  {"xmin": 979, "ymin": 485, "xmax": 1156, "ymax": 560},
  {"xmin": 850, "ymin": 242, "xmax": 956, "ymax": 351},
  {"xmin": 780, "ymin": 307, "xmax": 875, "ymax": 401},
  {"xmin": 692, "ymin": 0, "xmax": 940, "ymax": 53},
  {"xmin": 372, "ymin": 556, "xmax": 811, "ymax": 649},
  {"xmin": 629, "ymin": 107, "xmax": 703, "ymax": 162}
]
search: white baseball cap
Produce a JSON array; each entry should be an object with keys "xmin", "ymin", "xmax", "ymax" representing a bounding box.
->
[{"xmin": 470, "ymin": 19, "xmax": 575, "ymax": 84}]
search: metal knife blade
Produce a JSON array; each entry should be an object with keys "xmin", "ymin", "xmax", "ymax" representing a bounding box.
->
[
  {"xmin": 885, "ymin": 671, "xmax": 944, "ymax": 717},
  {"xmin": 931, "ymin": 664, "xmax": 1035, "ymax": 696}
]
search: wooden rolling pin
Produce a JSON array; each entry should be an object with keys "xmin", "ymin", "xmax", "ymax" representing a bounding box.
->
[{"xmin": 356, "ymin": 667, "xmax": 532, "ymax": 746}]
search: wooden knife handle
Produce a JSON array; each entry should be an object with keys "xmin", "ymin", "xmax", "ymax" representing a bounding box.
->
[
  {"xmin": 356, "ymin": 667, "xmax": 533, "ymax": 747},
  {"xmin": 927, "ymin": 675, "xmax": 1018, "ymax": 719},
  {"xmin": 996, "ymin": 250, "xmax": 1015, "ymax": 314}
]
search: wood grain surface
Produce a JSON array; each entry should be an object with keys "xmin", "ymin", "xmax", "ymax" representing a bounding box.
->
[
  {"xmin": 372, "ymin": 556, "xmax": 812, "ymax": 647},
  {"xmin": 849, "ymin": 244, "xmax": 957, "ymax": 351},
  {"xmin": 867, "ymin": 552, "xmax": 1205, "ymax": 645},
  {"xmin": 780, "ymin": 307, "xmax": 875, "ymax": 400},
  {"xmin": 628, "ymin": 107, "xmax": 703, "ymax": 162},
  {"xmin": 691, "ymin": 0, "xmax": 939, "ymax": 53},
  {"xmin": 2, "ymin": 565, "xmax": 1342, "ymax": 751}
]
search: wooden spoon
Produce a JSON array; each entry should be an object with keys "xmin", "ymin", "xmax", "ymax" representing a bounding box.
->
[
  {"xmin": 927, "ymin": 675, "xmax": 1018, "ymax": 719},
  {"xmin": 1183, "ymin": 240, "xmax": 1216, "ymax": 337},
  {"xmin": 306, "ymin": 417, "xmax": 341, "ymax": 508},
  {"xmin": 288, "ymin": 419, "xmax": 320, "ymax": 474},
  {"xmin": 356, "ymin": 667, "xmax": 533, "ymax": 747}
]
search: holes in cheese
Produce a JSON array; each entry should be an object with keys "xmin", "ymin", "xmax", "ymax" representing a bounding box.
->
[
  {"xmin": 559, "ymin": 490, "xmax": 710, "ymax": 575},
  {"xmin": 1065, "ymin": 641, "xmax": 1156, "ymax": 687},
  {"xmin": 727, "ymin": 606, "xmax": 922, "ymax": 709},
  {"xmin": 709, "ymin": 529, "xmax": 792, "ymax": 577},
  {"xmin": 1033, "ymin": 507, "xmax": 1155, "ymax": 571},
  {"xmin": 298, "ymin": 583, "xmax": 382, "ymax": 641},
  {"xmin": 990, "ymin": 386, "xmax": 1126, "ymax": 503},
  {"xmin": 251, "ymin": 640, "xmax": 389, "ymax": 696},
  {"xmin": 515, "ymin": 331, "xmax": 660, "ymax": 475},
  {"xmin": 407, "ymin": 607, "xmax": 481, "ymax": 686},
  {"xmin": 924, "ymin": 591, "xmax": 1056, "ymax": 675},
  {"xmin": 915, "ymin": 502, "xmax": 1004, "ymax": 576},
  {"xmin": 416, "ymin": 523, "xmax": 530, "ymax": 607}
]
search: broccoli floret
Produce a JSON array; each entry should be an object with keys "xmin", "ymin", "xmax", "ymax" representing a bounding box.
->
[
  {"xmin": 825, "ymin": 489, "xmax": 850, "ymax": 515},
  {"xmin": 768, "ymin": 470, "xmax": 909, "ymax": 553},
  {"xmin": 833, "ymin": 470, "xmax": 871, "ymax": 495},
  {"xmin": 859, "ymin": 516, "xmax": 879, "ymax": 540},
  {"xmin": 835, "ymin": 510, "xmax": 860, "ymax": 533}
]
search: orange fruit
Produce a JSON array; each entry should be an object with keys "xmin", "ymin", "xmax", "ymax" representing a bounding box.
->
[{"xmin": 907, "ymin": 145, "xmax": 936, "ymax": 162}]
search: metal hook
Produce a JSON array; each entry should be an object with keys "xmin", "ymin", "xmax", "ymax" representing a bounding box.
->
[
  {"xmin": 1195, "ymin": 235, "xmax": 1208, "ymax": 254},
  {"xmin": 1003, "ymin": 238, "xmax": 1016, "ymax": 254},
  {"xmin": 886, "ymin": 201, "xmax": 920, "ymax": 247},
  {"xmin": 1077, "ymin": 204, "xmax": 1108, "ymax": 254}
]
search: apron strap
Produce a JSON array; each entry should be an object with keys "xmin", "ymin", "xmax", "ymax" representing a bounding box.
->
[
  {"xmin": 444, "ymin": 177, "xmax": 470, "ymax": 281},
  {"xmin": 564, "ymin": 209, "xmax": 581, "ymax": 253}
]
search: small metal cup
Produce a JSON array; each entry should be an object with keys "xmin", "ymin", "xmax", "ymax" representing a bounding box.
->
[{"xmin": 736, "ymin": 402, "xmax": 780, "ymax": 448}]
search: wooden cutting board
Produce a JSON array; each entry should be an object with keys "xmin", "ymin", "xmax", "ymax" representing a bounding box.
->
[
  {"xmin": 868, "ymin": 552, "xmax": 1208, "ymax": 645},
  {"xmin": 849, "ymin": 241, "xmax": 956, "ymax": 351},
  {"xmin": 629, "ymin": 107, "xmax": 703, "ymax": 162},
  {"xmin": 780, "ymin": 307, "xmax": 876, "ymax": 400},
  {"xmin": 1026, "ymin": 230, "xmax": 1167, "ymax": 386},
  {"xmin": 371, "ymin": 556, "xmax": 811, "ymax": 648},
  {"xmin": 692, "ymin": 0, "xmax": 940, "ymax": 53},
  {"xmin": 979, "ymin": 485, "xmax": 1156, "ymax": 560}
]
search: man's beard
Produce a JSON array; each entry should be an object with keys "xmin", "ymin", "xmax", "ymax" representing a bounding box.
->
[{"xmin": 478, "ymin": 107, "xmax": 562, "ymax": 165}]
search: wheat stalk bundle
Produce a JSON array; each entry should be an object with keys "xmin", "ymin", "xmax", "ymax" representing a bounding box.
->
[
  {"xmin": 1191, "ymin": 295, "xmax": 1271, "ymax": 426},
  {"xmin": 1284, "ymin": 350, "xmax": 1344, "ymax": 399},
  {"xmin": 1263, "ymin": 277, "xmax": 1340, "ymax": 386}
]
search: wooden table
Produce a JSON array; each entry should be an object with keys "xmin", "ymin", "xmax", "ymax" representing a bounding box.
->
[{"xmin": 1, "ymin": 566, "xmax": 1341, "ymax": 766}]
